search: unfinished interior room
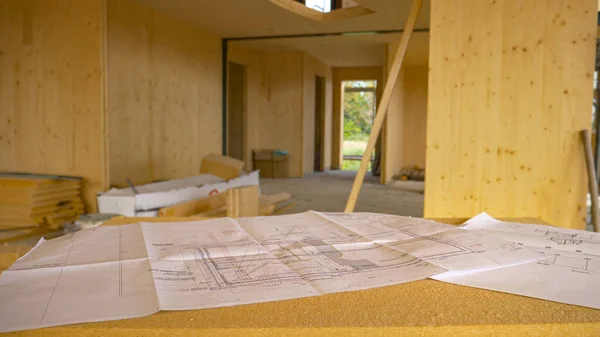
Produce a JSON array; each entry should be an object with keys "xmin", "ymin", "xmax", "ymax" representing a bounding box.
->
[{"xmin": 1, "ymin": 0, "xmax": 600, "ymax": 335}]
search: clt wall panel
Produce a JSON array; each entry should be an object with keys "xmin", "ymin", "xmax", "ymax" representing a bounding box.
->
[
  {"xmin": 382, "ymin": 41, "xmax": 429, "ymax": 184},
  {"xmin": 0, "ymin": 0, "xmax": 106, "ymax": 211},
  {"xmin": 381, "ymin": 45, "xmax": 404, "ymax": 184},
  {"xmin": 402, "ymin": 66, "xmax": 428, "ymax": 169},
  {"xmin": 425, "ymin": 0, "xmax": 596, "ymax": 229},
  {"xmin": 107, "ymin": 0, "xmax": 221, "ymax": 186},
  {"xmin": 229, "ymin": 44, "xmax": 305, "ymax": 177},
  {"xmin": 258, "ymin": 51, "xmax": 304, "ymax": 177}
]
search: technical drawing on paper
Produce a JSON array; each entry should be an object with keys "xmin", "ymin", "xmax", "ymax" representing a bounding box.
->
[
  {"xmin": 145, "ymin": 215, "xmax": 445, "ymax": 302},
  {"xmin": 533, "ymin": 228, "xmax": 598, "ymax": 246},
  {"xmin": 0, "ymin": 211, "xmax": 559, "ymax": 333},
  {"xmin": 464, "ymin": 213, "xmax": 600, "ymax": 256},
  {"xmin": 317, "ymin": 212, "xmax": 539, "ymax": 271},
  {"xmin": 0, "ymin": 224, "xmax": 158, "ymax": 332},
  {"xmin": 150, "ymin": 236, "xmax": 308, "ymax": 291},
  {"xmin": 433, "ymin": 212, "xmax": 600, "ymax": 310},
  {"xmin": 534, "ymin": 250, "xmax": 600, "ymax": 274}
]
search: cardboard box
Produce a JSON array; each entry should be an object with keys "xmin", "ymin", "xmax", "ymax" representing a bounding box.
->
[
  {"xmin": 253, "ymin": 150, "xmax": 274, "ymax": 178},
  {"xmin": 252, "ymin": 150, "xmax": 289, "ymax": 178},
  {"xmin": 97, "ymin": 171, "xmax": 260, "ymax": 216},
  {"xmin": 272, "ymin": 153, "xmax": 289, "ymax": 179}
]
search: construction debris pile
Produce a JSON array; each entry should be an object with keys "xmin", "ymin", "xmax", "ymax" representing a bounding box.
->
[
  {"xmin": 1, "ymin": 154, "xmax": 294, "ymax": 245},
  {"xmin": 97, "ymin": 153, "xmax": 293, "ymax": 220}
]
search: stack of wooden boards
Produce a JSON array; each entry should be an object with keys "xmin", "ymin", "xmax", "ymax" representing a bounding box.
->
[
  {"xmin": 0, "ymin": 173, "xmax": 84, "ymax": 229},
  {"xmin": 158, "ymin": 185, "xmax": 295, "ymax": 219}
]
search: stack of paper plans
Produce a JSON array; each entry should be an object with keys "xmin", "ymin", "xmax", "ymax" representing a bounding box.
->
[
  {"xmin": 0, "ymin": 211, "xmax": 550, "ymax": 332},
  {"xmin": 435, "ymin": 213, "xmax": 600, "ymax": 310}
]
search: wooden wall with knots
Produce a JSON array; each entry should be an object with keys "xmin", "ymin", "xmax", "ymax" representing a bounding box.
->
[
  {"xmin": 0, "ymin": 0, "xmax": 107, "ymax": 211},
  {"xmin": 425, "ymin": 0, "xmax": 597, "ymax": 229}
]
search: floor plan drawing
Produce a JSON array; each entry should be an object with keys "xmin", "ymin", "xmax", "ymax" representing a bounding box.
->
[
  {"xmin": 543, "ymin": 252, "xmax": 600, "ymax": 273},
  {"xmin": 464, "ymin": 213, "xmax": 600, "ymax": 254},
  {"xmin": 0, "ymin": 211, "xmax": 571, "ymax": 333},
  {"xmin": 533, "ymin": 228, "xmax": 599, "ymax": 247},
  {"xmin": 236, "ymin": 213, "xmax": 445, "ymax": 293},
  {"xmin": 0, "ymin": 224, "xmax": 159, "ymax": 333},
  {"xmin": 436, "ymin": 213, "xmax": 600, "ymax": 310},
  {"xmin": 318, "ymin": 212, "xmax": 540, "ymax": 271},
  {"xmin": 141, "ymin": 218, "xmax": 319, "ymax": 310}
]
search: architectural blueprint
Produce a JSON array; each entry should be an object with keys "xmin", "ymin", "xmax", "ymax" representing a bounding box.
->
[
  {"xmin": 0, "ymin": 211, "xmax": 541, "ymax": 332},
  {"xmin": 318, "ymin": 212, "xmax": 541, "ymax": 271},
  {"xmin": 434, "ymin": 213, "xmax": 600, "ymax": 309}
]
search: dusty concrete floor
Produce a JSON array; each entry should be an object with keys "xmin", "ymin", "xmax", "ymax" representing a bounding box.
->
[{"xmin": 260, "ymin": 171, "xmax": 424, "ymax": 217}]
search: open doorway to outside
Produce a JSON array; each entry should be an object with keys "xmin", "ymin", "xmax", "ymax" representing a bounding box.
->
[
  {"xmin": 341, "ymin": 80, "xmax": 377, "ymax": 171},
  {"xmin": 227, "ymin": 62, "xmax": 246, "ymax": 162},
  {"xmin": 314, "ymin": 75, "xmax": 326, "ymax": 172}
]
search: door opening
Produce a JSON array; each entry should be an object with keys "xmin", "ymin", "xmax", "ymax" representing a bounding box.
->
[
  {"xmin": 341, "ymin": 80, "xmax": 377, "ymax": 171},
  {"xmin": 227, "ymin": 62, "xmax": 246, "ymax": 162},
  {"xmin": 314, "ymin": 76, "xmax": 326, "ymax": 172}
]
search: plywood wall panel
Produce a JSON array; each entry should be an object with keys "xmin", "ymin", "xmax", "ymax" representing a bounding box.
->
[
  {"xmin": 381, "ymin": 46, "xmax": 403, "ymax": 184},
  {"xmin": 229, "ymin": 44, "xmax": 307, "ymax": 178},
  {"xmin": 0, "ymin": 0, "xmax": 106, "ymax": 211},
  {"xmin": 257, "ymin": 51, "xmax": 304, "ymax": 177},
  {"xmin": 425, "ymin": 0, "xmax": 596, "ymax": 229},
  {"xmin": 382, "ymin": 40, "xmax": 429, "ymax": 184},
  {"xmin": 402, "ymin": 66, "xmax": 428, "ymax": 169},
  {"xmin": 107, "ymin": 0, "xmax": 221, "ymax": 186}
]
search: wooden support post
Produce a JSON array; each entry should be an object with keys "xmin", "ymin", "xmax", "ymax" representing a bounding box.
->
[
  {"xmin": 344, "ymin": 0, "xmax": 423, "ymax": 212},
  {"xmin": 581, "ymin": 129, "xmax": 600, "ymax": 232},
  {"xmin": 227, "ymin": 185, "xmax": 259, "ymax": 218}
]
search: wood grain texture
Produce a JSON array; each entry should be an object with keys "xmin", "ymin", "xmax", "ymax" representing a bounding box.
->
[
  {"xmin": 302, "ymin": 54, "xmax": 333, "ymax": 174},
  {"xmin": 135, "ymin": 0, "xmax": 430, "ymax": 38},
  {"xmin": 226, "ymin": 185, "xmax": 259, "ymax": 218},
  {"xmin": 402, "ymin": 66, "xmax": 428, "ymax": 169},
  {"xmin": 331, "ymin": 67, "xmax": 383, "ymax": 169},
  {"xmin": 228, "ymin": 44, "xmax": 305, "ymax": 177},
  {"xmin": 0, "ymin": 0, "xmax": 107, "ymax": 211},
  {"xmin": 107, "ymin": 0, "xmax": 221, "ymax": 187},
  {"xmin": 158, "ymin": 192, "xmax": 227, "ymax": 217},
  {"xmin": 381, "ymin": 52, "xmax": 428, "ymax": 183},
  {"xmin": 381, "ymin": 45, "xmax": 403, "ymax": 184},
  {"xmin": 425, "ymin": 0, "xmax": 596, "ymax": 229}
]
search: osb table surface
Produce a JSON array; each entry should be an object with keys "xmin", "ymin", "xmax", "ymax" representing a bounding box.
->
[{"xmin": 1, "ymin": 216, "xmax": 599, "ymax": 336}]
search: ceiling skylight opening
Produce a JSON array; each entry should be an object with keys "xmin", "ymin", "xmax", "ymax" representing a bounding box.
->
[
  {"xmin": 299, "ymin": 0, "xmax": 359, "ymax": 13},
  {"xmin": 271, "ymin": 0, "xmax": 372, "ymax": 22}
]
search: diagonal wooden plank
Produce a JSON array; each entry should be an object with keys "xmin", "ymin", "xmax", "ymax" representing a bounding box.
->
[{"xmin": 345, "ymin": 0, "xmax": 424, "ymax": 212}]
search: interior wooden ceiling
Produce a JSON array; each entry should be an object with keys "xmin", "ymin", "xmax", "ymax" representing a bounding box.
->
[
  {"xmin": 136, "ymin": 0, "xmax": 430, "ymax": 38},
  {"xmin": 233, "ymin": 32, "xmax": 430, "ymax": 67},
  {"xmin": 136, "ymin": 0, "xmax": 430, "ymax": 67}
]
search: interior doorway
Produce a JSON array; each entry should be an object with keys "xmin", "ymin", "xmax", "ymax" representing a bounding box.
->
[
  {"xmin": 314, "ymin": 76, "xmax": 326, "ymax": 172},
  {"xmin": 341, "ymin": 80, "xmax": 377, "ymax": 171},
  {"xmin": 227, "ymin": 62, "xmax": 246, "ymax": 161}
]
